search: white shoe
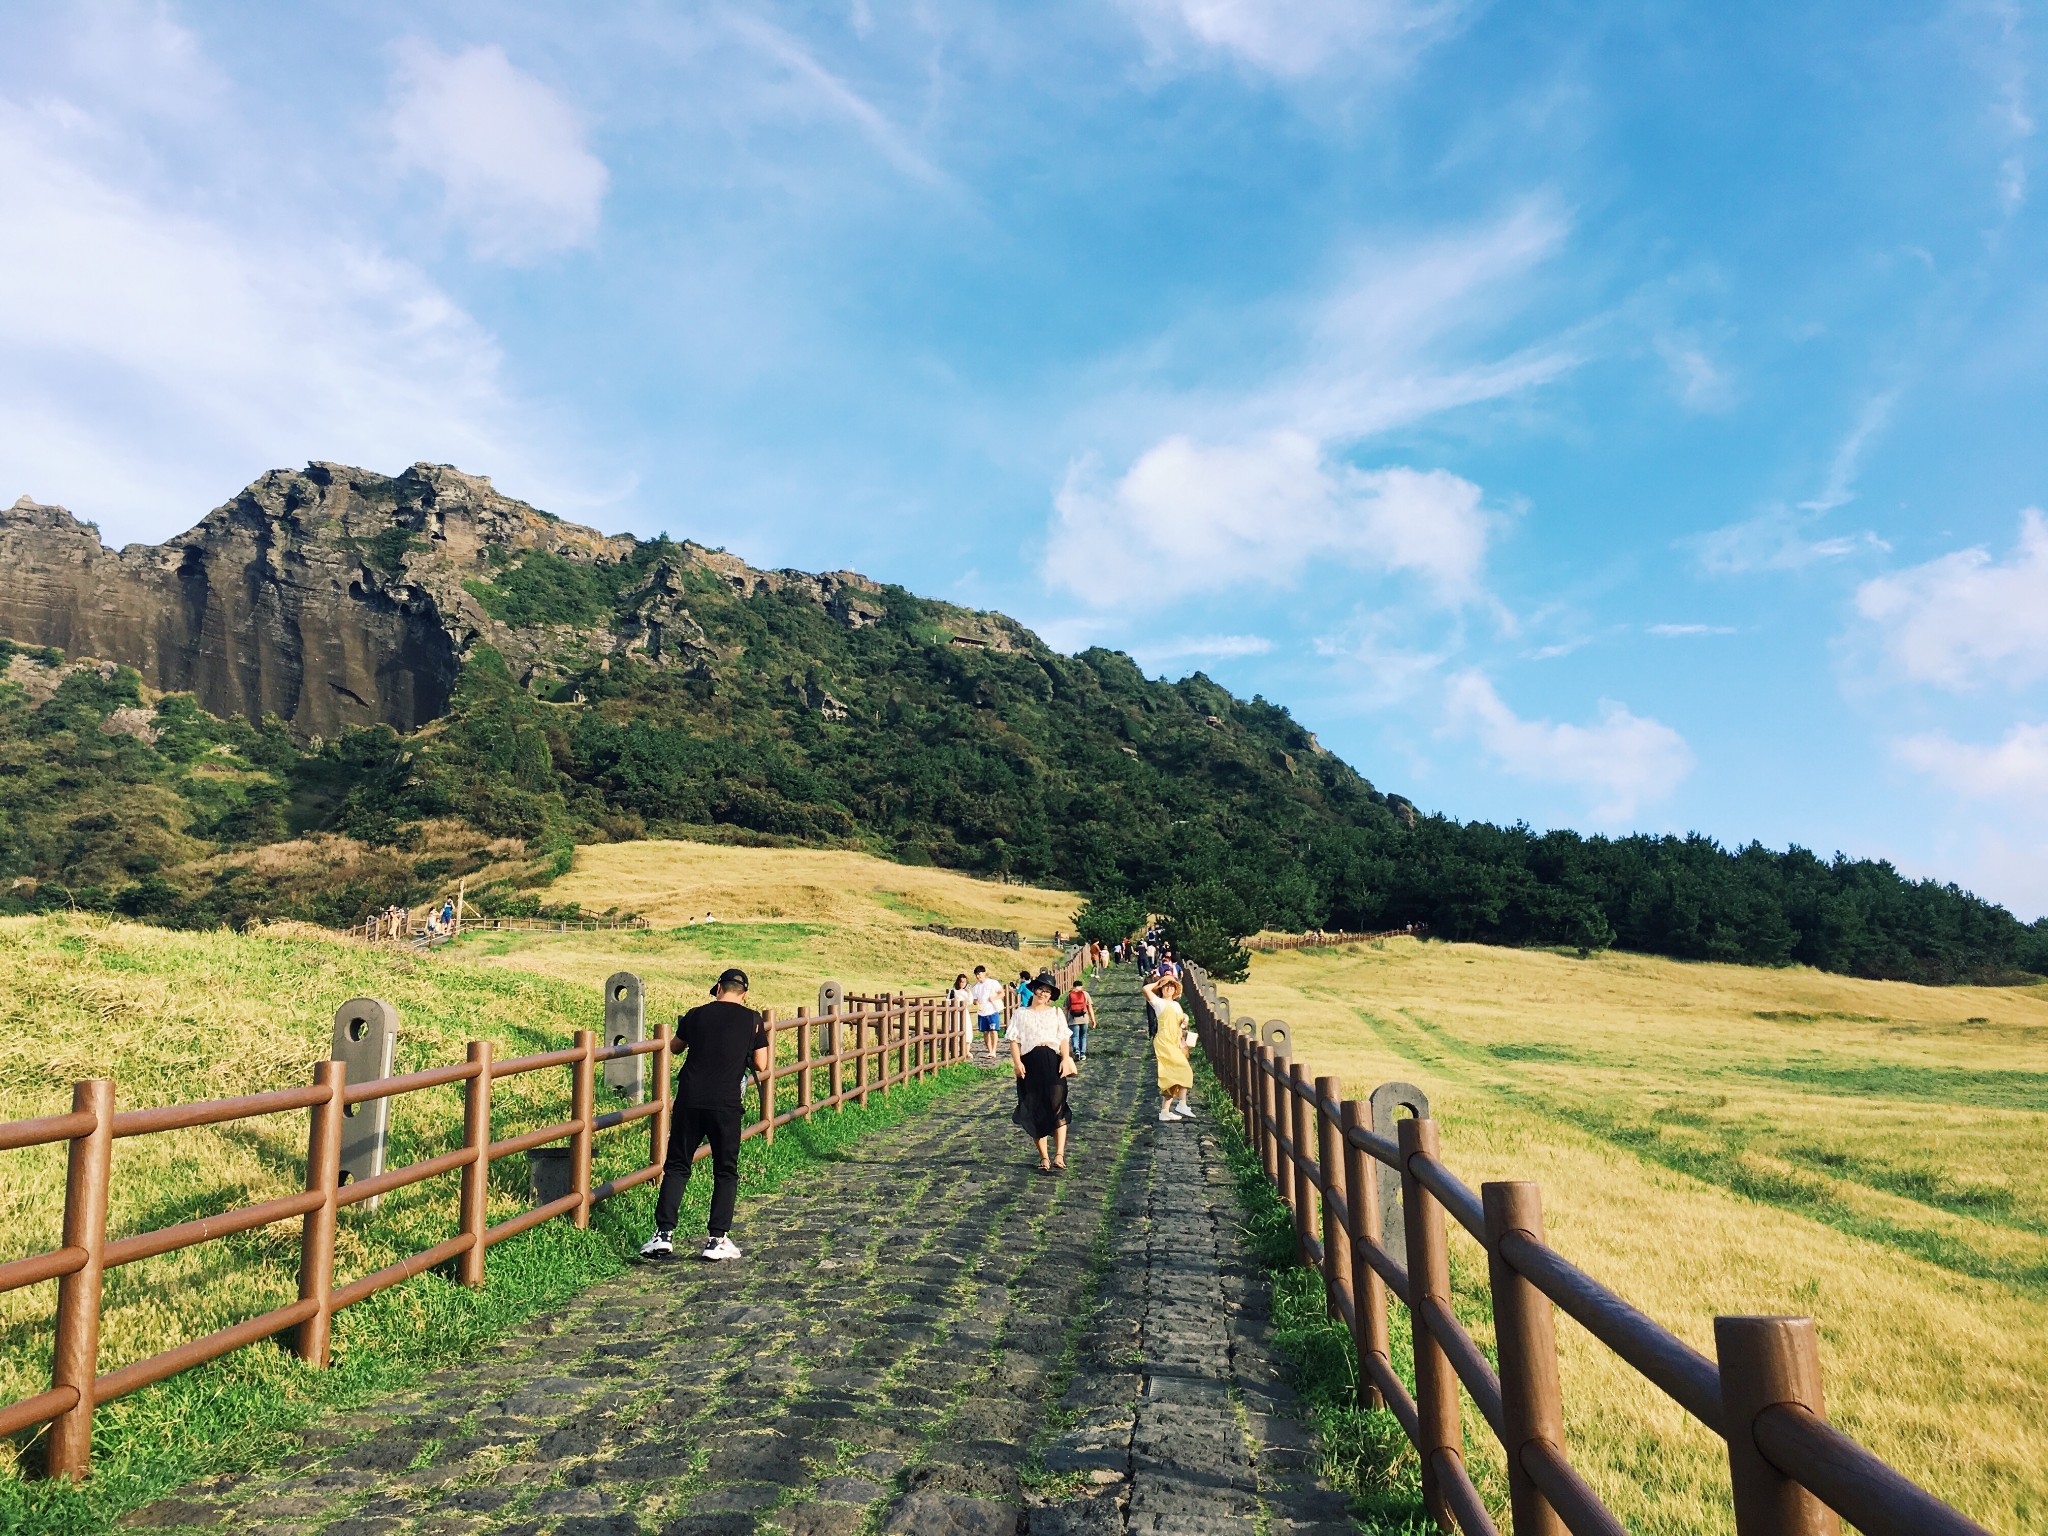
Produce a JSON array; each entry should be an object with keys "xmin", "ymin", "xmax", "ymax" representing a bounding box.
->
[
  {"xmin": 700, "ymin": 1235, "xmax": 742, "ymax": 1262},
  {"xmin": 640, "ymin": 1230, "xmax": 675, "ymax": 1261},
  {"xmin": 1172, "ymin": 1104, "xmax": 1196, "ymax": 1119},
  {"xmin": 1157, "ymin": 1109, "xmax": 1178, "ymax": 1123}
]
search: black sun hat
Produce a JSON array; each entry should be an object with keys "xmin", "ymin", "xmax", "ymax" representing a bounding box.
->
[{"xmin": 1031, "ymin": 970, "xmax": 1060, "ymax": 998}]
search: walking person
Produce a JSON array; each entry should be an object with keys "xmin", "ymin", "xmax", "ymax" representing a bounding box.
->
[
  {"xmin": 1142, "ymin": 973, "xmax": 1195, "ymax": 1123},
  {"xmin": 969, "ymin": 965, "xmax": 1004, "ymax": 1061},
  {"xmin": 1008, "ymin": 969, "xmax": 1075, "ymax": 1172},
  {"xmin": 947, "ymin": 972, "xmax": 972, "ymax": 1055},
  {"xmin": 1016, "ymin": 968, "xmax": 1036, "ymax": 1008},
  {"xmin": 1063, "ymin": 976, "xmax": 1098, "ymax": 1062},
  {"xmin": 641, "ymin": 968, "xmax": 769, "ymax": 1262}
]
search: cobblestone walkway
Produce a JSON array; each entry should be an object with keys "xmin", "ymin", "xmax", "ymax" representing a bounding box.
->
[{"xmin": 131, "ymin": 973, "xmax": 1353, "ymax": 1536}]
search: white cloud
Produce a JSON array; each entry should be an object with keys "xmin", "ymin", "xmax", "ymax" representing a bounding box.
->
[
  {"xmin": 1854, "ymin": 509, "xmax": 2048, "ymax": 690},
  {"xmin": 0, "ymin": 94, "xmax": 572, "ymax": 538},
  {"xmin": 1694, "ymin": 508, "xmax": 1889, "ymax": 574},
  {"xmin": 1648, "ymin": 623, "xmax": 1736, "ymax": 637},
  {"xmin": 1444, "ymin": 671, "xmax": 1694, "ymax": 822},
  {"xmin": 1118, "ymin": 0, "xmax": 1465, "ymax": 77},
  {"xmin": 1054, "ymin": 431, "xmax": 1490, "ymax": 601},
  {"xmin": 389, "ymin": 42, "xmax": 608, "ymax": 262},
  {"xmin": 1656, "ymin": 336, "xmax": 1736, "ymax": 413},
  {"xmin": 1798, "ymin": 389, "xmax": 1898, "ymax": 512},
  {"xmin": 1896, "ymin": 723, "xmax": 2048, "ymax": 802},
  {"xmin": 1131, "ymin": 634, "xmax": 1276, "ymax": 664}
]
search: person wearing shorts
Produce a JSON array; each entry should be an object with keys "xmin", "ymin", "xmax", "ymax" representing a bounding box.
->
[{"xmin": 969, "ymin": 965, "xmax": 1004, "ymax": 1058}]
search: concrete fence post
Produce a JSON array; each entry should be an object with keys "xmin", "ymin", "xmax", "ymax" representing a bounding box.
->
[
  {"xmin": 603, "ymin": 972, "xmax": 645, "ymax": 1102},
  {"xmin": 331, "ymin": 997, "xmax": 399, "ymax": 1211}
]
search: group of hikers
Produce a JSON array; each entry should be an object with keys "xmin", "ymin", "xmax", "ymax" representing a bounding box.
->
[{"xmin": 639, "ymin": 933, "xmax": 1197, "ymax": 1262}]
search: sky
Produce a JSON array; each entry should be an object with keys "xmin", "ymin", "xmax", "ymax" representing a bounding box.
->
[{"xmin": 2, "ymin": 0, "xmax": 2046, "ymax": 917}]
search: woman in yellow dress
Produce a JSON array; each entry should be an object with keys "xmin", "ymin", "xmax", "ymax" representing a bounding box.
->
[{"xmin": 1143, "ymin": 974, "xmax": 1195, "ymax": 1123}]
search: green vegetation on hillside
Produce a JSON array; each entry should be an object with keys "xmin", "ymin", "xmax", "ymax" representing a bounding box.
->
[{"xmin": 5, "ymin": 546, "xmax": 2045, "ymax": 985}]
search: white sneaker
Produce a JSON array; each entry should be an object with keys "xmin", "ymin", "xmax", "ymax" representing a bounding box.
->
[
  {"xmin": 640, "ymin": 1229, "xmax": 675, "ymax": 1261},
  {"xmin": 700, "ymin": 1235, "xmax": 742, "ymax": 1262},
  {"xmin": 1157, "ymin": 1109, "xmax": 1178, "ymax": 1123},
  {"xmin": 1172, "ymin": 1104, "xmax": 1197, "ymax": 1119}
]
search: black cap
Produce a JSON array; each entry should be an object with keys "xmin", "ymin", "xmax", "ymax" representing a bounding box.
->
[{"xmin": 711, "ymin": 967, "xmax": 750, "ymax": 996}]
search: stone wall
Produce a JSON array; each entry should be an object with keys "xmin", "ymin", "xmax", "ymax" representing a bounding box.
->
[{"xmin": 914, "ymin": 924, "xmax": 1020, "ymax": 949}]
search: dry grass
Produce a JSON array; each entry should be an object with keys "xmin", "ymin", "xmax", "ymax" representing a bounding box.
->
[
  {"xmin": 0, "ymin": 842, "xmax": 1078, "ymax": 1477},
  {"xmin": 1222, "ymin": 938, "xmax": 2048, "ymax": 1533}
]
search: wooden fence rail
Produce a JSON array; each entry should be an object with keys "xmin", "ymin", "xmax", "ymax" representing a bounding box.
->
[
  {"xmin": 1179, "ymin": 960, "xmax": 1998, "ymax": 1536},
  {"xmin": 0, "ymin": 993, "xmax": 988, "ymax": 1482}
]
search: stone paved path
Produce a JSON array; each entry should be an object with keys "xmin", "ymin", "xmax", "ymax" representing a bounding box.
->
[{"xmin": 129, "ymin": 972, "xmax": 1354, "ymax": 1536}]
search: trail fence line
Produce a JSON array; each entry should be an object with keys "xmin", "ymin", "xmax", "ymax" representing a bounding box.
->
[
  {"xmin": 345, "ymin": 913, "xmax": 651, "ymax": 944},
  {"xmin": 1246, "ymin": 923, "xmax": 1427, "ymax": 952},
  {"xmin": 1179, "ymin": 959, "xmax": 1998, "ymax": 1536},
  {"xmin": 0, "ymin": 944, "xmax": 1093, "ymax": 1484}
]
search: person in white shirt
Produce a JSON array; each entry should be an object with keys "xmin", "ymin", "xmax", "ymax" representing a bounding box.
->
[
  {"xmin": 1006, "ymin": 970, "xmax": 1075, "ymax": 1172},
  {"xmin": 968, "ymin": 965, "xmax": 1004, "ymax": 1059}
]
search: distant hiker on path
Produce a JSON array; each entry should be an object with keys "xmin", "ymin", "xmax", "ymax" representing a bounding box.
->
[
  {"xmin": 642, "ymin": 967, "xmax": 768, "ymax": 1263},
  {"xmin": 1016, "ymin": 968, "xmax": 1036, "ymax": 1008},
  {"xmin": 1143, "ymin": 973, "xmax": 1195, "ymax": 1123},
  {"xmin": 1064, "ymin": 978, "xmax": 1097, "ymax": 1062},
  {"xmin": 970, "ymin": 965, "xmax": 1004, "ymax": 1059},
  {"xmin": 1008, "ymin": 969, "xmax": 1075, "ymax": 1172},
  {"xmin": 948, "ymin": 972, "xmax": 972, "ymax": 1052}
]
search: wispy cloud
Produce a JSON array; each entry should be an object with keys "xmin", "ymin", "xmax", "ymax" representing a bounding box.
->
[
  {"xmin": 724, "ymin": 11, "xmax": 950, "ymax": 188},
  {"xmin": 390, "ymin": 42, "xmax": 609, "ymax": 263},
  {"xmin": 1694, "ymin": 509, "xmax": 1889, "ymax": 575},
  {"xmin": 1648, "ymin": 622, "xmax": 1736, "ymax": 637},
  {"xmin": 1799, "ymin": 388, "xmax": 1900, "ymax": 512},
  {"xmin": 1130, "ymin": 633, "xmax": 1276, "ymax": 664},
  {"xmin": 1117, "ymin": 0, "xmax": 1470, "ymax": 78},
  {"xmin": 1656, "ymin": 335, "xmax": 1736, "ymax": 414},
  {"xmin": 1896, "ymin": 721, "xmax": 2048, "ymax": 801},
  {"xmin": 1854, "ymin": 508, "xmax": 2048, "ymax": 690},
  {"xmin": 1443, "ymin": 671, "xmax": 1694, "ymax": 822}
]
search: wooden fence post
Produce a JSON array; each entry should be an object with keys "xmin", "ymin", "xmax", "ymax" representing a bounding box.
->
[
  {"xmin": 1484, "ymin": 1181, "xmax": 1568, "ymax": 1536},
  {"xmin": 295, "ymin": 1060, "xmax": 346, "ymax": 1364},
  {"xmin": 1716, "ymin": 1317, "xmax": 1841, "ymax": 1536},
  {"xmin": 651, "ymin": 1020, "xmax": 672, "ymax": 1171},
  {"xmin": 1399, "ymin": 1115, "xmax": 1462, "ymax": 1531},
  {"xmin": 1341, "ymin": 1100, "xmax": 1388, "ymax": 1409},
  {"xmin": 830, "ymin": 1012, "xmax": 845, "ymax": 1108},
  {"xmin": 571, "ymin": 1029, "xmax": 595, "ymax": 1228},
  {"xmin": 47, "ymin": 1078, "xmax": 114, "ymax": 1481},
  {"xmin": 459, "ymin": 1042, "xmax": 493, "ymax": 1287},
  {"xmin": 1289, "ymin": 1062, "xmax": 1315, "ymax": 1264},
  {"xmin": 761, "ymin": 1009, "xmax": 778, "ymax": 1145},
  {"xmin": 1256, "ymin": 1046, "xmax": 1280, "ymax": 1189},
  {"xmin": 796, "ymin": 1006, "xmax": 814, "ymax": 1118},
  {"xmin": 858, "ymin": 1007, "xmax": 872, "ymax": 1108},
  {"xmin": 1314, "ymin": 1075, "xmax": 1350, "ymax": 1327}
]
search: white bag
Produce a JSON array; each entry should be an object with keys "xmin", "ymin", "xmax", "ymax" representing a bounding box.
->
[{"xmin": 1183, "ymin": 1029, "xmax": 1197, "ymax": 1049}]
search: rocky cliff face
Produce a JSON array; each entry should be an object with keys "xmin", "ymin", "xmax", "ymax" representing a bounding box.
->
[{"xmin": 0, "ymin": 462, "xmax": 961, "ymax": 739}]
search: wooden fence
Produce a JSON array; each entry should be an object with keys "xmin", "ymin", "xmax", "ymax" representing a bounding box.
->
[
  {"xmin": 1246, "ymin": 924, "xmax": 1426, "ymax": 952},
  {"xmin": 0, "ymin": 991, "xmax": 984, "ymax": 1482},
  {"xmin": 345, "ymin": 913, "xmax": 651, "ymax": 943},
  {"xmin": 1180, "ymin": 960, "xmax": 1997, "ymax": 1536}
]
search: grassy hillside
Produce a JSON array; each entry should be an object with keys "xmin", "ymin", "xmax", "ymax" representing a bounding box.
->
[
  {"xmin": 1221, "ymin": 938, "xmax": 2048, "ymax": 1531},
  {"xmin": 0, "ymin": 844, "xmax": 1072, "ymax": 1502}
]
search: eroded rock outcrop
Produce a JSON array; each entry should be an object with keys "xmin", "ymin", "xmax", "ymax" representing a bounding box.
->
[{"xmin": 0, "ymin": 461, "xmax": 910, "ymax": 739}]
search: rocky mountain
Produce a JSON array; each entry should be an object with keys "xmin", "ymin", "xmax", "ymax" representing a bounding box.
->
[
  {"xmin": 0, "ymin": 463, "xmax": 1019, "ymax": 741},
  {"xmin": 4, "ymin": 461, "xmax": 2042, "ymax": 983}
]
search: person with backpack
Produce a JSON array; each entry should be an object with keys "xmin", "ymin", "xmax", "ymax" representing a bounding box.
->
[
  {"xmin": 641, "ymin": 967, "xmax": 769, "ymax": 1263},
  {"xmin": 1063, "ymin": 978, "xmax": 1097, "ymax": 1062}
]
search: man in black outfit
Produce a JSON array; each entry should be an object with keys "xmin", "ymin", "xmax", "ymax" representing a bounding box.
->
[{"xmin": 640, "ymin": 967, "xmax": 769, "ymax": 1262}]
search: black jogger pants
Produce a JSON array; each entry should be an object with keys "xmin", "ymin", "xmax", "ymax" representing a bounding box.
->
[{"xmin": 654, "ymin": 1101, "xmax": 743, "ymax": 1235}]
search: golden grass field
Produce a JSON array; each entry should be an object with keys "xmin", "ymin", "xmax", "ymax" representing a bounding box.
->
[
  {"xmin": 0, "ymin": 843, "xmax": 1078, "ymax": 1475},
  {"xmin": 1222, "ymin": 937, "xmax": 2048, "ymax": 1533}
]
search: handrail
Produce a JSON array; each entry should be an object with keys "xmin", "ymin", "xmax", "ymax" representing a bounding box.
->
[
  {"xmin": 0, "ymin": 981, "xmax": 976, "ymax": 1481},
  {"xmin": 1184, "ymin": 983, "xmax": 2004, "ymax": 1536}
]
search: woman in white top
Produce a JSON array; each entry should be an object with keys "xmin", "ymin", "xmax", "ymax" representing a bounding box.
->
[{"xmin": 1007, "ymin": 969, "xmax": 1075, "ymax": 1173}]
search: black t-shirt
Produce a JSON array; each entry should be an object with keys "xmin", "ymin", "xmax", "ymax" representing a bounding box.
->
[{"xmin": 674, "ymin": 1000, "xmax": 768, "ymax": 1108}]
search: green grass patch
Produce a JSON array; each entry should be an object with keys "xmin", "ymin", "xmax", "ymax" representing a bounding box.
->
[{"xmin": 1, "ymin": 1065, "xmax": 985, "ymax": 1536}]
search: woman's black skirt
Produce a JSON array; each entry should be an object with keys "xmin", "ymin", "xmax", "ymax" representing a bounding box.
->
[{"xmin": 1012, "ymin": 1045, "xmax": 1072, "ymax": 1138}]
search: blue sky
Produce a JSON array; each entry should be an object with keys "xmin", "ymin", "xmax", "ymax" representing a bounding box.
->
[{"xmin": 3, "ymin": 1, "xmax": 2046, "ymax": 916}]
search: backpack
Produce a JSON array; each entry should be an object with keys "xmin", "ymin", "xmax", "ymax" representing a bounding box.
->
[{"xmin": 1067, "ymin": 987, "xmax": 1087, "ymax": 1015}]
